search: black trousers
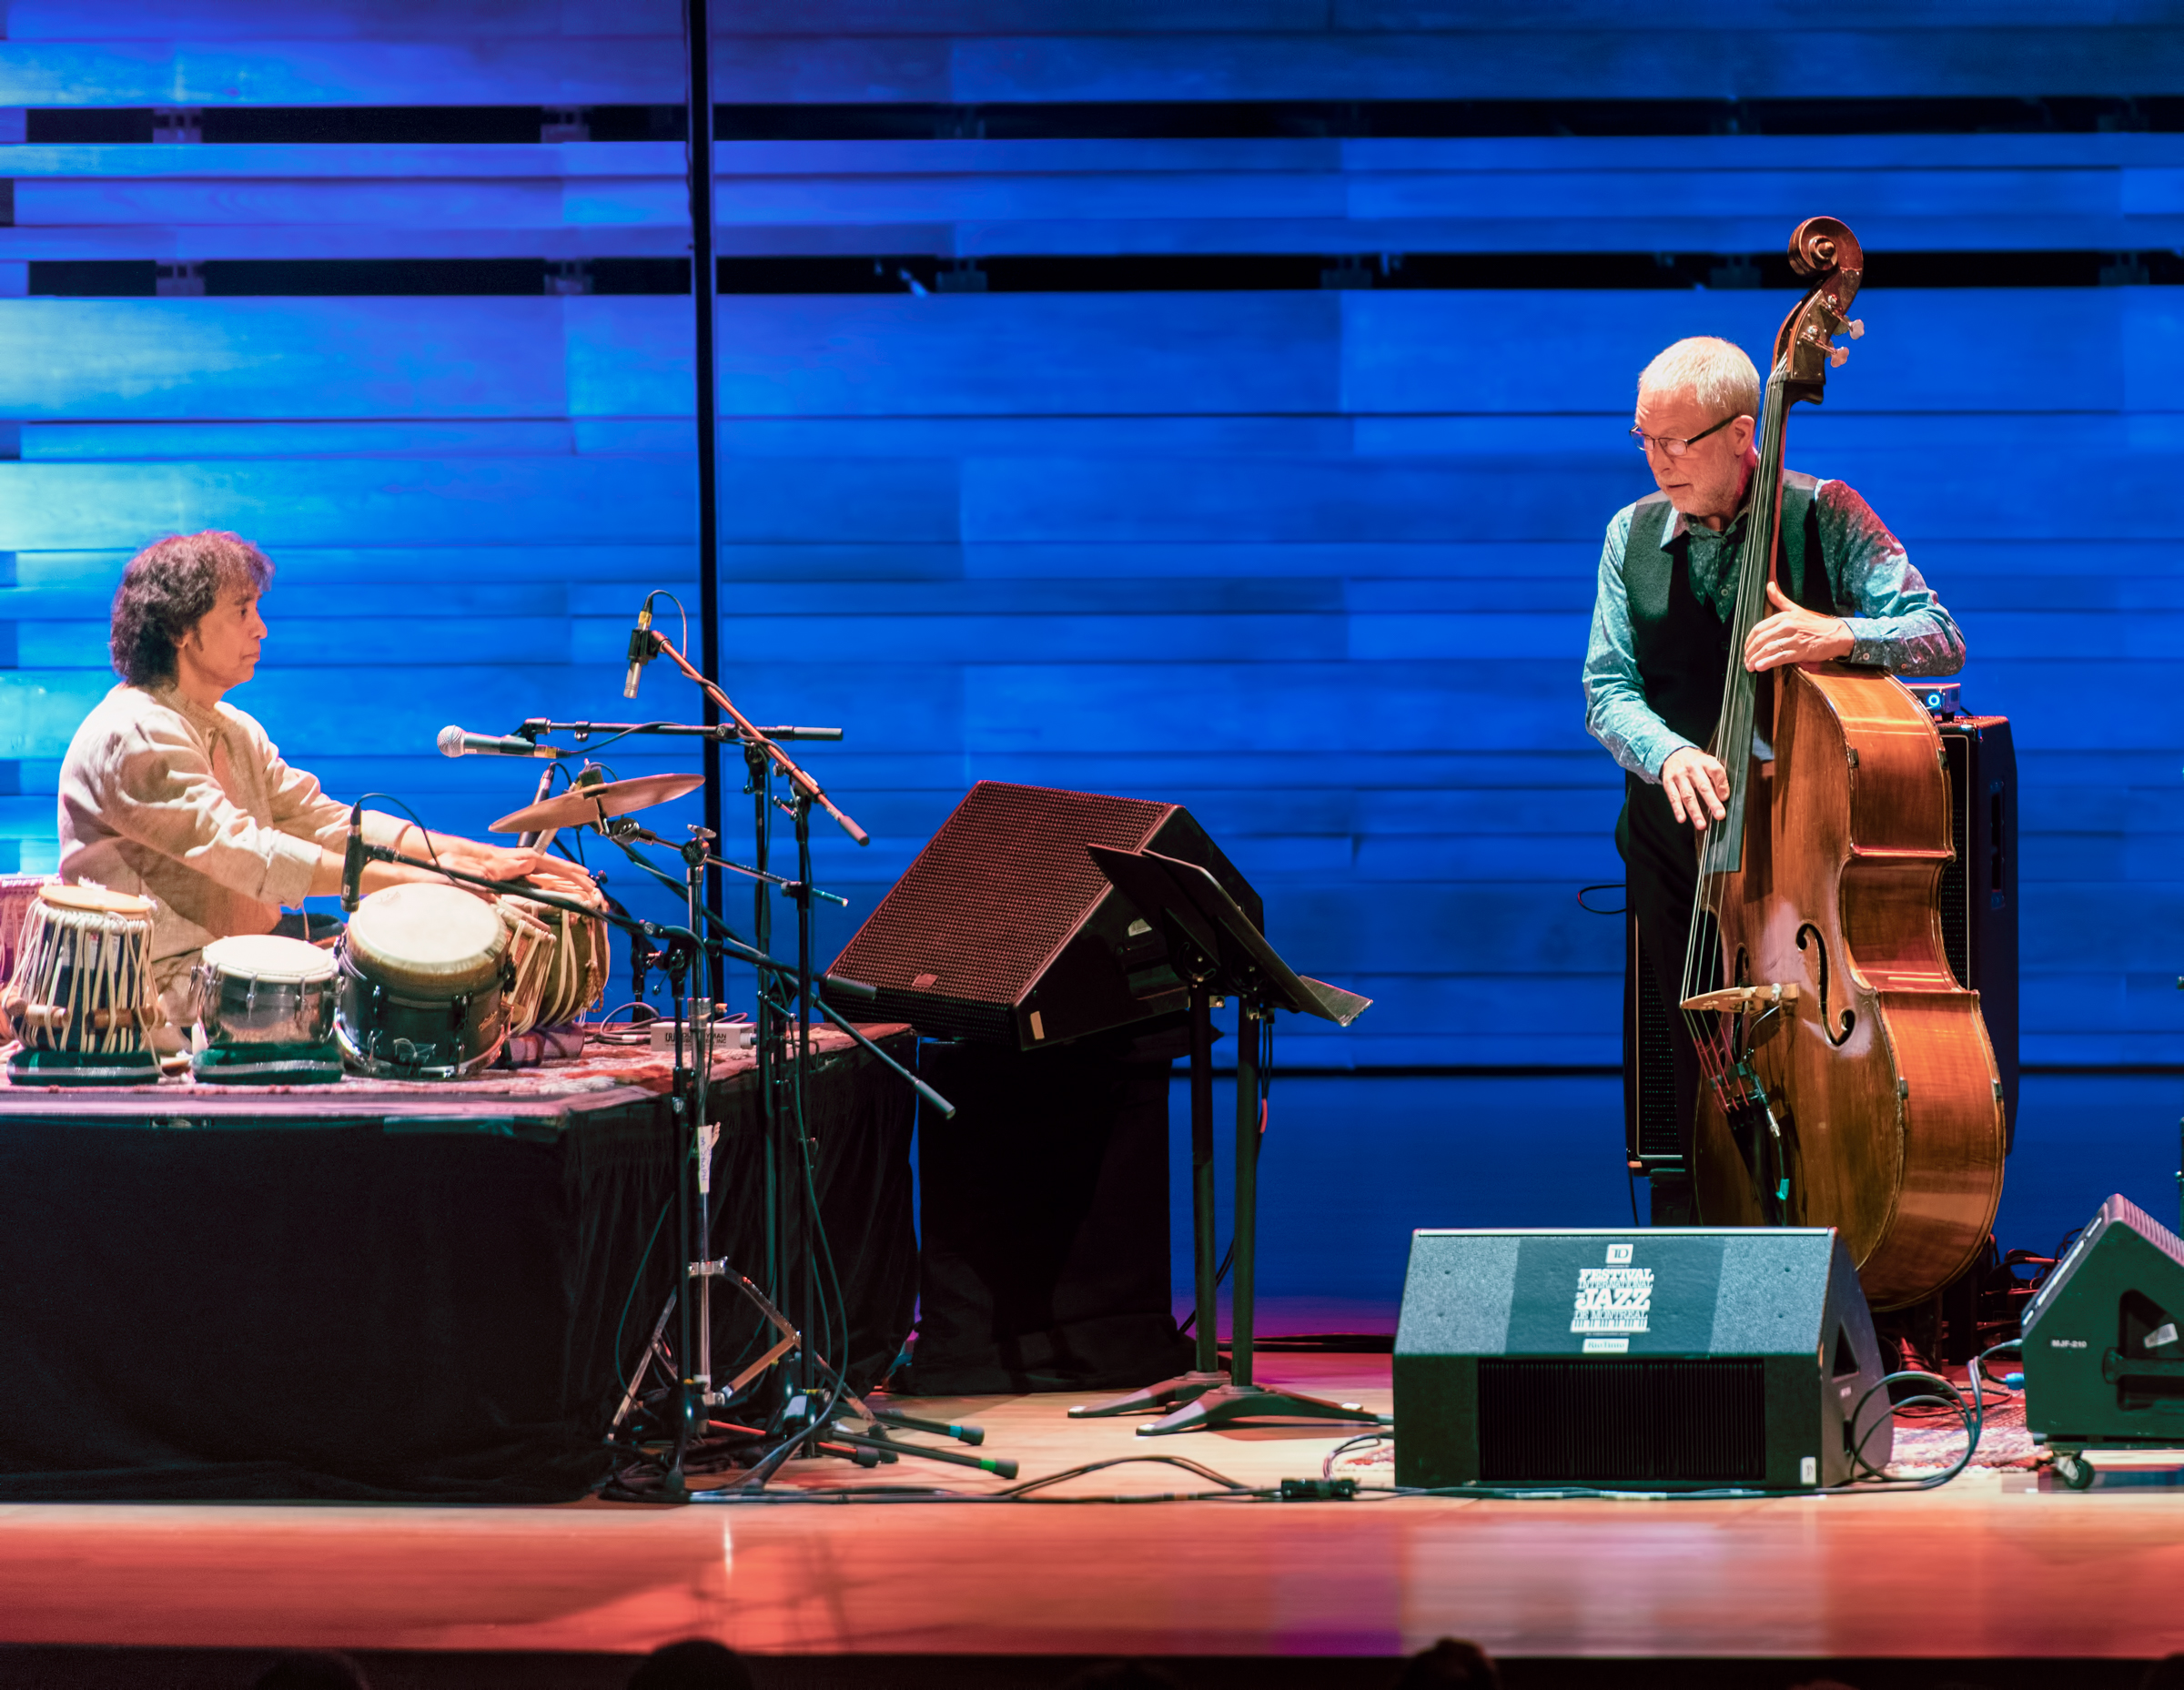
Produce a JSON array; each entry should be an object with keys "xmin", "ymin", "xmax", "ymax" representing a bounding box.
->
[{"xmin": 1620, "ymin": 774, "xmax": 1704, "ymax": 1179}]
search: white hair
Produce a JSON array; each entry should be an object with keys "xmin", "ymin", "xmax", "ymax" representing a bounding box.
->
[{"xmin": 1637, "ymin": 336, "xmax": 1760, "ymax": 420}]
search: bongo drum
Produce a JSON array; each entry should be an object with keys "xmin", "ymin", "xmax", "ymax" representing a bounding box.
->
[
  {"xmin": 336, "ymin": 883, "xmax": 511, "ymax": 1078},
  {"xmin": 3, "ymin": 884, "xmax": 162, "ymax": 1085},
  {"xmin": 498, "ymin": 888, "xmax": 611, "ymax": 1037},
  {"xmin": 189, "ymin": 932, "xmax": 342, "ymax": 1085}
]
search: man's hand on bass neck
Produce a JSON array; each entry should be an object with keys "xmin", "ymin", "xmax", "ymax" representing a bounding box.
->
[{"xmin": 1744, "ymin": 582, "xmax": 1855, "ymax": 673}]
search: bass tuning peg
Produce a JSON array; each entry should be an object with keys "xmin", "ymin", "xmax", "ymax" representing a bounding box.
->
[
  {"xmin": 1829, "ymin": 346, "xmax": 1850, "ymax": 369},
  {"xmin": 1846, "ymin": 319, "xmax": 1866, "ymax": 339}
]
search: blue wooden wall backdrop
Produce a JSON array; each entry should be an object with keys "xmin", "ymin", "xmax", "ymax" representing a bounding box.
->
[{"xmin": 0, "ymin": 1, "xmax": 2179, "ymax": 1278}]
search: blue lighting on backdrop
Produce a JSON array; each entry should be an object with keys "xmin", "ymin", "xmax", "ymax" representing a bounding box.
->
[{"xmin": 1, "ymin": 1, "xmax": 2180, "ymax": 1321}]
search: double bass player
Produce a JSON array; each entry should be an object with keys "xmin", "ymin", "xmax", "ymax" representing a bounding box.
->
[{"xmin": 1582, "ymin": 335, "xmax": 1967, "ymax": 1222}]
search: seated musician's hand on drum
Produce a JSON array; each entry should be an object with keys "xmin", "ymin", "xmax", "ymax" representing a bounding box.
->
[
  {"xmin": 453, "ymin": 844, "xmax": 564, "ymax": 885},
  {"xmin": 522, "ymin": 856, "xmax": 601, "ymax": 898},
  {"xmin": 1743, "ymin": 582, "xmax": 1855, "ymax": 673},
  {"xmin": 1661, "ymin": 746, "xmax": 1730, "ymax": 834}
]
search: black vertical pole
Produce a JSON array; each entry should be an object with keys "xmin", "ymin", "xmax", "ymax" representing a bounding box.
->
[
  {"xmin": 682, "ymin": 0, "xmax": 723, "ymax": 998},
  {"xmin": 1232, "ymin": 1001, "xmax": 1259, "ymax": 1391},
  {"xmin": 1189, "ymin": 985, "xmax": 1218, "ymax": 1377},
  {"xmin": 794, "ymin": 800, "xmax": 815, "ymax": 1393}
]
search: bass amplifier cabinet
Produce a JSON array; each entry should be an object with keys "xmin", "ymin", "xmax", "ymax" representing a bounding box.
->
[
  {"xmin": 2021, "ymin": 1193, "xmax": 2184, "ymax": 1471},
  {"xmin": 1394, "ymin": 1228, "xmax": 1891, "ymax": 1491},
  {"xmin": 1933, "ymin": 712, "xmax": 2018, "ymax": 1149},
  {"xmin": 828, "ymin": 781, "xmax": 1261, "ymax": 1049},
  {"xmin": 1623, "ymin": 705, "xmax": 2018, "ymax": 1184}
]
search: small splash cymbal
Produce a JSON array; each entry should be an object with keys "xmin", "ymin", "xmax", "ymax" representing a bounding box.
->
[{"xmin": 490, "ymin": 773, "xmax": 704, "ymax": 835}]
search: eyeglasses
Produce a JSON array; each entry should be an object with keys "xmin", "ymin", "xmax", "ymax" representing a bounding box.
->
[{"xmin": 1629, "ymin": 414, "xmax": 1738, "ymax": 459}]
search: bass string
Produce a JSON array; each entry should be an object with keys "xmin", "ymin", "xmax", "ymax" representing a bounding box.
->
[{"xmin": 1680, "ymin": 363, "xmax": 1795, "ymax": 1055}]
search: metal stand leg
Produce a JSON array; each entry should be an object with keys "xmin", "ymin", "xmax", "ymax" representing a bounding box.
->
[
  {"xmin": 1069, "ymin": 980, "xmax": 1228, "ymax": 1422},
  {"xmin": 1072, "ymin": 994, "xmax": 1383, "ymax": 1437},
  {"xmin": 1134, "ymin": 998, "xmax": 1383, "ymax": 1438},
  {"xmin": 1191, "ymin": 987, "xmax": 1219, "ymax": 1376}
]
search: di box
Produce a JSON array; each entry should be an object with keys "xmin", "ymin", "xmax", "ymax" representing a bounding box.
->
[
  {"xmin": 1393, "ymin": 1229, "xmax": 1891, "ymax": 1491},
  {"xmin": 2021, "ymin": 1193, "xmax": 2184, "ymax": 1452}
]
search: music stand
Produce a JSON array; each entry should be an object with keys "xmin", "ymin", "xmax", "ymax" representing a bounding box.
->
[{"xmin": 1070, "ymin": 845, "xmax": 1381, "ymax": 1437}]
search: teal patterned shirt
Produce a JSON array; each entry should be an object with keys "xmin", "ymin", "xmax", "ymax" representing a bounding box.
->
[{"xmin": 1582, "ymin": 476, "xmax": 1967, "ymax": 781}]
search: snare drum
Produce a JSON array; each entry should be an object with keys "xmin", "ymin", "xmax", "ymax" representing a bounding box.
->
[
  {"xmin": 336, "ymin": 884, "xmax": 511, "ymax": 1078},
  {"xmin": 499, "ymin": 889, "xmax": 611, "ymax": 1036},
  {"xmin": 3, "ymin": 884, "xmax": 162, "ymax": 1085}
]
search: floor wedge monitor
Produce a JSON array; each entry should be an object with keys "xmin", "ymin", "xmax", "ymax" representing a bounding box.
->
[
  {"xmin": 2021, "ymin": 1193, "xmax": 2184, "ymax": 1480},
  {"xmin": 1394, "ymin": 1228, "xmax": 1892, "ymax": 1492},
  {"xmin": 828, "ymin": 781, "xmax": 1260, "ymax": 1049}
]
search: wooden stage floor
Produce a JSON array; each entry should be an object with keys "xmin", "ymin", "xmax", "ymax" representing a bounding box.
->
[{"xmin": 2, "ymin": 1353, "xmax": 2182, "ymax": 1685}]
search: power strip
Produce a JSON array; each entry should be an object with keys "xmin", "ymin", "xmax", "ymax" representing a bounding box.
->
[{"xmin": 647, "ymin": 1019, "xmax": 758, "ymax": 1054}]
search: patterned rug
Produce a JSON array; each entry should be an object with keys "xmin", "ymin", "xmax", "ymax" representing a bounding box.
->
[{"xmin": 1885, "ymin": 1387, "xmax": 2042, "ymax": 1475}]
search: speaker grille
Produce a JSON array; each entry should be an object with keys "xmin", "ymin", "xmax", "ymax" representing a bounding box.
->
[
  {"xmin": 1633, "ymin": 945, "xmax": 1679, "ymax": 1162},
  {"xmin": 831, "ymin": 782, "xmax": 1173, "ymax": 1021},
  {"xmin": 1938, "ymin": 731, "xmax": 1970, "ymax": 989},
  {"xmin": 1477, "ymin": 1358, "xmax": 1767, "ymax": 1483}
]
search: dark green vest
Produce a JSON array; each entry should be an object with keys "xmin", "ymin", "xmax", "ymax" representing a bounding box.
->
[{"xmin": 1624, "ymin": 470, "xmax": 1835, "ymax": 750}]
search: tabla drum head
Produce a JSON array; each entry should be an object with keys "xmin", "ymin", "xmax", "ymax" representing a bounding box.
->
[
  {"xmin": 43, "ymin": 883, "xmax": 155, "ymax": 921},
  {"xmin": 344, "ymin": 884, "xmax": 508, "ymax": 996},
  {"xmin": 201, "ymin": 933, "xmax": 336, "ymax": 984}
]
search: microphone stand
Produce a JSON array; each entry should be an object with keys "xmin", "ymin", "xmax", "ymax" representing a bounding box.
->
[
  {"xmin": 637, "ymin": 632, "xmax": 983, "ymax": 1491},
  {"xmin": 359, "ymin": 836, "xmax": 988, "ymax": 1492},
  {"xmin": 513, "ymin": 718, "xmax": 844, "ymax": 745},
  {"xmin": 511, "ymin": 646, "xmax": 990, "ymax": 1493}
]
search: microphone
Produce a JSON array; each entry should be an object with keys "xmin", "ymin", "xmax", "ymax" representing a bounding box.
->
[
  {"xmin": 622, "ymin": 603, "xmax": 656, "ymax": 700},
  {"xmin": 341, "ymin": 801, "xmax": 366, "ymax": 914},
  {"xmin": 437, "ymin": 725, "xmax": 569, "ymax": 759}
]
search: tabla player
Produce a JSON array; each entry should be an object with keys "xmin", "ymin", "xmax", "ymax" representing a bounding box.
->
[{"xmin": 56, "ymin": 530, "xmax": 593, "ymax": 1050}]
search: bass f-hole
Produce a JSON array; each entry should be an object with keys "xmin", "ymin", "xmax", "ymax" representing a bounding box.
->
[{"xmin": 1795, "ymin": 923, "xmax": 1855, "ymax": 1047}]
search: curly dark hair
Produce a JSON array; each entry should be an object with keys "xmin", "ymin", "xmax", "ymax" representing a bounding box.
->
[{"xmin": 108, "ymin": 531, "xmax": 274, "ymax": 687}]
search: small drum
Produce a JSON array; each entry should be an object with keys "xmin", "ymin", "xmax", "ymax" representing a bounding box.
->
[
  {"xmin": 189, "ymin": 933, "xmax": 342, "ymax": 1085},
  {"xmin": 336, "ymin": 884, "xmax": 511, "ymax": 1078},
  {"xmin": 498, "ymin": 888, "xmax": 612, "ymax": 1037},
  {"xmin": 3, "ymin": 884, "xmax": 162, "ymax": 1085},
  {"xmin": 194, "ymin": 934, "xmax": 338, "ymax": 1046}
]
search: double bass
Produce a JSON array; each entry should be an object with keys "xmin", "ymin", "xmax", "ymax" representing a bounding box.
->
[{"xmin": 1681, "ymin": 216, "xmax": 2005, "ymax": 1311}]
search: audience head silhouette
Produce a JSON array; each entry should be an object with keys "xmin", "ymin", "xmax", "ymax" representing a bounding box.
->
[
  {"xmin": 1057, "ymin": 1665, "xmax": 1183, "ymax": 1690},
  {"xmin": 627, "ymin": 1638, "xmax": 757, "ymax": 1690},
  {"xmin": 250, "ymin": 1653, "xmax": 373, "ymax": 1690},
  {"xmin": 1390, "ymin": 1637, "xmax": 1502, "ymax": 1690}
]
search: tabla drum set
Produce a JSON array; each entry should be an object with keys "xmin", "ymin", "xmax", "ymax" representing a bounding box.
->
[
  {"xmin": 0, "ymin": 773, "xmax": 684, "ymax": 1087},
  {"xmin": 2, "ymin": 883, "xmax": 164, "ymax": 1086},
  {"xmin": 330, "ymin": 879, "xmax": 612, "ymax": 1079}
]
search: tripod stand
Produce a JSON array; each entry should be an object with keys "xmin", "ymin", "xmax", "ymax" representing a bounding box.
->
[
  {"xmin": 1068, "ymin": 845, "xmax": 1384, "ymax": 1437},
  {"xmin": 578, "ymin": 638, "xmax": 999, "ymax": 1493}
]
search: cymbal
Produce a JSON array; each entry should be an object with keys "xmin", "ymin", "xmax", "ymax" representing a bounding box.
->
[{"xmin": 490, "ymin": 773, "xmax": 703, "ymax": 835}]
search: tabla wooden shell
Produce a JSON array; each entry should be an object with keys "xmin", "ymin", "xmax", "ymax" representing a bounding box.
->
[
  {"xmin": 497, "ymin": 890, "xmax": 611, "ymax": 1036},
  {"xmin": 2, "ymin": 882, "xmax": 161, "ymax": 1052}
]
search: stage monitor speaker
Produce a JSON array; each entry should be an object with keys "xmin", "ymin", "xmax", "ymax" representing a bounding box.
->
[
  {"xmin": 1934, "ymin": 712, "xmax": 2017, "ymax": 1149},
  {"xmin": 1622, "ymin": 707, "xmax": 2018, "ymax": 1193},
  {"xmin": 828, "ymin": 781, "xmax": 1260, "ymax": 1049},
  {"xmin": 1393, "ymin": 1228, "xmax": 1891, "ymax": 1491},
  {"xmin": 2021, "ymin": 1193, "xmax": 2184, "ymax": 1461}
]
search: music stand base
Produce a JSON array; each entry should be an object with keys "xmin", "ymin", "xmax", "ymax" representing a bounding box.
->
[
  {"xmin": 1067, "ymin": 1369, "xmax": 1230, "ymax": 1420},
  {"xmin": 1132, "ymin": 1382, "xmax": 1388, "ymax": 1438}
]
